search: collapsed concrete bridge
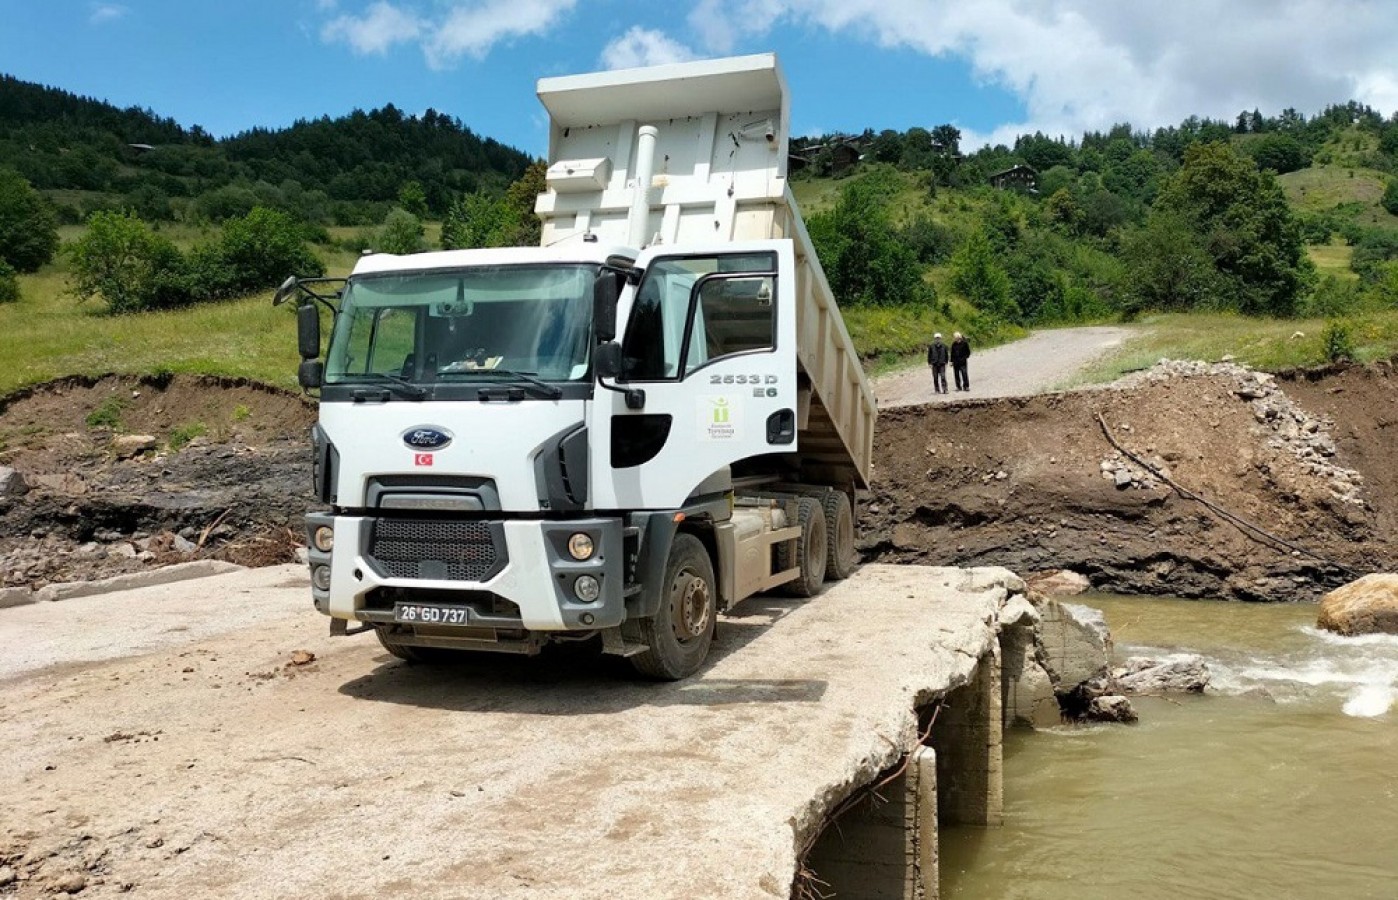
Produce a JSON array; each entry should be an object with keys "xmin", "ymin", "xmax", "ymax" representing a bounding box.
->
[{"xmin": 0, "ymin": 562, "xmax": 1056, "ymax": 899}]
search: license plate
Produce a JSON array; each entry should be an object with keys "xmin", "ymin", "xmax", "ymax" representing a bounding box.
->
[{"xmin": 393, "ymin": 603, "xmax": 470, "ymax": 625}]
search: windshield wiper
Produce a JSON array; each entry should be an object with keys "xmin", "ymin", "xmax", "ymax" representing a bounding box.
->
[
  {"xmin": 343, "ymin": 372, "xmax": 428, "ymax": 399},
  {"xmin": 464, "ymin": 369, "xmax": 564, "ymax": 399}
]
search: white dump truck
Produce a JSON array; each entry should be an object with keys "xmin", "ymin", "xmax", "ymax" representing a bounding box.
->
[{"xmin": 278, "ymin": 54, "xmax": 876, "ymax": 678}]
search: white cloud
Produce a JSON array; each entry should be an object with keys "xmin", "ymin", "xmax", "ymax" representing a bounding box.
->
[
  {"xmin": 685, "ymin": 0, "xmax": 1398, "ymax": 147},
  {"xmin": 88, "ymin": 3, "xmax": 128, "ymax": 25},
  {"xmin": 321, "ymin": 0, "xmax": 577, "ymax": 67},
  {"xmin": 321, "ymin": 1, "xmax": 422, "ymax": 55},
  {"xmin": 600, "ymin": 27, "xmax": 697, "ymax": 71}
]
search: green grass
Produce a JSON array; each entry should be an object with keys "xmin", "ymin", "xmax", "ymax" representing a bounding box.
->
[
  {"xmin": 1307, "ymin": 241, "xmax": 1358, "ymax": 280},
  {"xmin": 84, "ymin": 396, "xmax": 125, "ymax": 428},
  {"xmin": 168, "ymin": 422, "xmax": 208, "ymax": 450},
  {"xmin": 1279, "ymin": 165, "xmax": 1398, "ymax": 230},
  {"xmin": 0, "ymin": 232, "xmax": 368, "ymax": 395},
  {"xmin": 1067, "ymin": 310, "xmax": 1398, "ymax": 386}
]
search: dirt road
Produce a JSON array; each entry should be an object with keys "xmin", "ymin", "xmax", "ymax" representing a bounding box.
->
[
  {"xmin": 0, "ymin": 563, "xmax": 1012, "ymax": 899},
  {"xmin": 873, "ymin": 326, "xmax": 1133, "ymax": 409}
]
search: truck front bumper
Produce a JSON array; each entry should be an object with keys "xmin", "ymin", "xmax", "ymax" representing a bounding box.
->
[{"xmin": 305, "ymin": 514, "xmax": 625, "ymax": 632}]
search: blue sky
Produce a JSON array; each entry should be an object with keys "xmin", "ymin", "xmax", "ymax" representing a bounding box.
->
[{"xmin": 3, "ymin": 1, "xmax": 1397, "ymax": 157}]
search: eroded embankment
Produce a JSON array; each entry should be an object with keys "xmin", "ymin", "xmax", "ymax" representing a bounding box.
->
[{"xmin": 862, "ymin": 360, "xmax": 1398, "ymax": 602}]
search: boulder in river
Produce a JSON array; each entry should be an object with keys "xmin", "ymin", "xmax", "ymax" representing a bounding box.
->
[
  {"xmin": 1316, "ymin": 573, "xmax": 1398, "ymax": 636},
  {"xmin": 1116, "ymin": 656, "xmax": 1210, "ymax": 694}
]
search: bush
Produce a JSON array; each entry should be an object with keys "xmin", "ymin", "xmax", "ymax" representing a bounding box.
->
[
  {"xmin": 67, "ymin": 211, "xmax": 191, "ymax": 313},
  {"xmin": 1323, "ymin": 319, "xmax": 1356, "ymax": 363},
  {"xmin": 0, "ymin": 167, "xmax": 60, "ymax": 272},
  {"xmin": 190, "ymin": 207, "xmax": 325, "ymax": 300},
  {"xmin": 1304, "ymin": 275, "xmax": 1363, "ymax": 318},
  {"xmin": 0, "ymin": 259, "xmax": 19, "ymax": 303},
  {"xmin": 376, "ymin": 208, "xmax": 427, "ymax": 255},
  {"xmin": 1384, "ymin": 180, "xmax": 1398, "ymax": 217}
]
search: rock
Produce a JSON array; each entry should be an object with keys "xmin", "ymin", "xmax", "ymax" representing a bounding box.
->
[
  {"xmin": 111, "ymin": 434, "xmax": 158, "ymax": 458},
  {"xmin": 0, "ymin": 466, "xmax": 29, "ymax": 497},
  {"xmin": 1317, "ymin": 573, "xmax": 1398, "ymax": 636},
  {"xmin": 0, "ymin": 865, "xmax": 15, "ymax": 886},
  {"xmin": 173, "ymin": 534, "xmax": 197, "ymax": 553},
  {"xmin": 1087, "ymin": 695, "xmax": 1138, "ymax": 723},
  {"xmin": 1033, "ymin": 596, "xmax": 1111, "ymax": 690},
  {"xmin": 1026, "ymin": 569, "xmax": 1091, "ymax": 596},
  {"xmin": 53, "ymin": 871, "xmax": 87, "ymax": 893},
  {"xmin": 289, "ymin": 650, "xmax": 316, "ymax": 666},
  {"xmin": 1113, "ymin": 469, "xmax": 1134, "ymax": 489},
  {"xmin": 1117, "ymin": 656, "xmax": 1210, "ymax": 694}
]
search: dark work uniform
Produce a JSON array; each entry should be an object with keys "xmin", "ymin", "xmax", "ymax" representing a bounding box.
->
[
  {"xmin": 927, "ymin": 340, "xmax": 949, "ymax": 394},
  {"xmin": 951, "ymin": 337, "xmax": 971, "ymax": 391}
]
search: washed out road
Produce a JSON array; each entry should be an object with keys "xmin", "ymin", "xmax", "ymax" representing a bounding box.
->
[{"xmin": 873, "ymin": 325, "xmax": 1135, "ymax": 409}]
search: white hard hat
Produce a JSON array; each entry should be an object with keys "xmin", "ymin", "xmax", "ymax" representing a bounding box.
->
[{"xmin": 933, "ymin": 332, "xmax": 943, "ymax": 339}]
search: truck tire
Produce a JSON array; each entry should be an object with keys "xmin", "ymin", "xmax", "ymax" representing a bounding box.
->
[
  {"xmin": 631, "ymin": 533, "xmax": 716, "ymax": 680},
  {"xmin": 822, "ymin": 491, "xmax": 857, "ymax": 581},
  {"xmin": 374, "ymin": 625, "xmax": 455, "ymax": 664},
  {"xmin": 778, "ymin": 496, "xmax": 828, "ymax": 597}
]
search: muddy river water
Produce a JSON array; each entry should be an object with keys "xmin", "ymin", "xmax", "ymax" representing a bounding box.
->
[{"xmin": 941, "ymin": 594, "xmax": 1398, "ymax": 899}]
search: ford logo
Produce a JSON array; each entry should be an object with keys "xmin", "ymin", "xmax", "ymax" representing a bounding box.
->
[{"xmin": 402, "ymin": 426, "xmax": 453, "ymax": 451}]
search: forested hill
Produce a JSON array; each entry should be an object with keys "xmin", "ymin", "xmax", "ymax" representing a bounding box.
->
[{"xmin": 0, "ymin": 73, "xmax": 532, "ymax": 226}]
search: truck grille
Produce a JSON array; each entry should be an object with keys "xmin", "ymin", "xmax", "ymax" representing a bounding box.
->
[{"xmin": 367, "ymin": 518, "xmax": 506, "ymax": 582}]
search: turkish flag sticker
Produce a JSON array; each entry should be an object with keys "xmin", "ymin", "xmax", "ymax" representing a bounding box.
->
[{"xmin": 414, "ymin": 453, "xmax": 434, "ymax": 467}]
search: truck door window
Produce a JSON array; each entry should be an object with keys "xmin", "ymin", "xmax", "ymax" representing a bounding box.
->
[
  {"xmin": 339, "ymin": 307, "xmax": 417, "ymax": 376},
  {"xmin": 683, "ymin": 275, "xmax": 776, "ymax": 376},
  {"xmin": 622, "ymin": 252, "xmax": 775, "ymax": 381}
]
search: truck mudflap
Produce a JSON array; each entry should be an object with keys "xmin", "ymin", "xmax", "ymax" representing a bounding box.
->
[{"xmin": 306, "ymin": 513, "xmax": 624, "ymax": 632}]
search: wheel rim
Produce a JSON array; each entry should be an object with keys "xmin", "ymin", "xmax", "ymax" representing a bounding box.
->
[{"xmin": 670, "ymin": 566, "xmax": 712, "ymax": 643}]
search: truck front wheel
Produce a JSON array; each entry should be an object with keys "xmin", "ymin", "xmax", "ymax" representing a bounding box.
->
[{"xmin": 631, "ymin": 533, "xmax": 716, "ymax": 680}]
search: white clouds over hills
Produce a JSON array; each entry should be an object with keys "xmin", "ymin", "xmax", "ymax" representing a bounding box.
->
[{"xmin": 318, "ymin": 0, "xmax": 1398, "ymax": 144}]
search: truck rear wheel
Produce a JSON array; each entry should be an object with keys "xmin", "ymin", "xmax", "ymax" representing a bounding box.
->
[
  {"xmin": 778, "ymin": 496, "xmax": 828, "ymax": 597},
  {"xmin": 822, "ymin": 491, "xmax": 857, "ymax": 581},
  {"xmin": 631, "ymin": 533, "xmax": 716, "ymax": 680}
]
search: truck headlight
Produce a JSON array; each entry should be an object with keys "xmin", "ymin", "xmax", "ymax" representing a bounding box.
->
[
  {"xmin": 567, "ymin": 532, "xmax": 594, "ymax": 560},
  {"xmin": 573, "ymin": 575, "xmax": 601, "ymax": 602},
  {"xmin": 313, "ymin": 526, "xmax": 335, "ymax": 552},
  {"xmin": 312, "ymin": 564, "xmax": 332, "ymax": 591}
]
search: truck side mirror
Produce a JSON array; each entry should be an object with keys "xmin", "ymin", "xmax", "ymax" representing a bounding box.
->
[
  {"xmin": 297, "ymin": 359, "xmax": 324, "ymax": 390},
  {"xmin": 593, "ymin": 271, "xmax": 621, "ymax": 343},
  {"xmin": 297, "ymin": 303, "xmax": 321, "ymax": 360},
  {"xmin": 594, "ymin": 340, "xmax": 623, "ymax": 378}
]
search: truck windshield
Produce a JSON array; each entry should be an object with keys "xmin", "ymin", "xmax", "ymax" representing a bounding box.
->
[{"xmin": 325, "ymin": 265, "xmax": 596, "ymax": 385}]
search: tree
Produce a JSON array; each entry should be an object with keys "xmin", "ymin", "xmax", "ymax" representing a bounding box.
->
[
  {"xmin": 1119, "ymin": 212, "xmax": 1221, "ymax": 313},
  {"xmin": 1153, "ymin": 142, "xmax": 1313, "ymax": 315},
  {"xmin": 1383, "ymin": 179, "xmax": 1398, "ymax": 216},
  {"xmin": 806, "ymin": 165, "xmax": 932, "ymax": 307},
  {"xmin": 199, "ymin": 207, "xmax": 324, "ymax": 297},
  {"xmin": 377, "ymin": 208, "xmax": 427, "ymax": 254},
  {"xmin": 397, "ymin": 181, "xmax": 429, "ymax": 218},
  {"xmin": 441, "ymin": 192, "xmax": 509, "ymax": 249},
  {"xmin": 0, "ymin": 167, "xmax": 59, "ymax": 272},
  {"xmin": 67, "ymin": 211, "xmax": 190, "ymax": 313},
  {"xmin": 1247, "ymin": 133, "xmax": 1309, "ymax": 175},
  {"xmin": 949, "ymin": 228, "xmax": 1017, "ymax": 320}
]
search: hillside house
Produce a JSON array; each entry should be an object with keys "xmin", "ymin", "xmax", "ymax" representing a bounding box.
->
[{"xmin": 988, "ymin": 164, "xmax": 1038, "ymax": 193}]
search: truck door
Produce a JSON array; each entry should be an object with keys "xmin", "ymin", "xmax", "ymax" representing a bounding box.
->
[{"xmin": 590, "ymin": 240, "xmax": 798, "ymax": 510}]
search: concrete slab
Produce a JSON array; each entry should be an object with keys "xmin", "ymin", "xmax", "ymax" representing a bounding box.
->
[{"xmin": 0, "ymin": 563, "xmax": 1014, "ymax": 900}]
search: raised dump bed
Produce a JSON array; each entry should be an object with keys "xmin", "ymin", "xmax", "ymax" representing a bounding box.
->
[{"xmin": 535, "ymin": 54, "xmax": 876, "ymax": 488}]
